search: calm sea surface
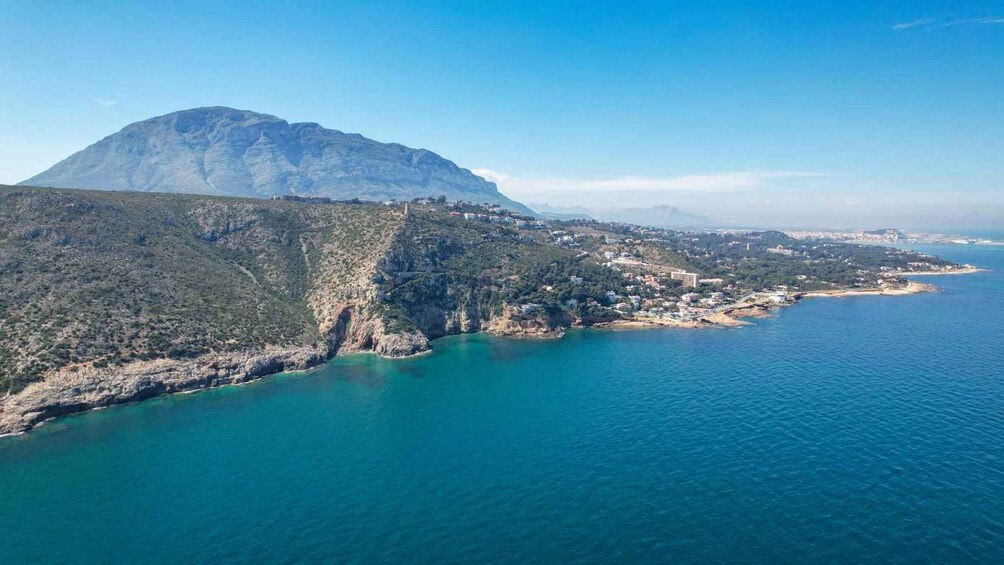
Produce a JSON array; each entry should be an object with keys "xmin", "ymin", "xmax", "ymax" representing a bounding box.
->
[{"xmin": 1, "ymin": 244, "xmax": 1002, "ymax": 563}]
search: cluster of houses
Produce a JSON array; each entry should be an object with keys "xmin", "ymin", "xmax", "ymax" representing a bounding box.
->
[
  {"xmin": 596, "ymin": 289, "xmax": 728, "ymax": 319},
  {"xmin": 548, "ymin": 229, "xmax": 588, "ymax": 247},
  {"xmin": 271, "ymin": 194, "xmax": 334, "ymax": 204},
  {"xmin": 904, "ymin": 261, "xmax": 962, "ymax": 273},
  {"xmin": 633, "ymin": 273, "xmax": 664, "ymax": 290},
  {"xmin": 498, "ymin": 223, "xmax": 814, "ymax": 324},
  {"xmin": 456, "ymin": 210, "xmax": 546, "ymax": 230},
  {"xmin": 767, "ymin": 245, "xmax": 797, "ymax": 256}
]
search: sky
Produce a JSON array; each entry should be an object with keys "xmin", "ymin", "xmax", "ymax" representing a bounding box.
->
[{"xmin": 1, "ymin": 0, "xmax": 1002, "ymax": 229}]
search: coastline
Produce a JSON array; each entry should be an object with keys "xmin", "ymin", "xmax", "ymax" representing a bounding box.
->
[
  {"xmin": 897, "ymin": 267, "xmax": 987, "ymax": 276},
  {"xmin": 591, "ymin": 278, "xmax": 944, "ymax": 333},
  {"xmin": 799, "ymin": 280, "xmax": 936, "ymax": 298},
  {"xmin": 0, "ymin": 345, "xmax": 330, "ymax": 438},
  {"xmin": 0, "ymin": 339, "xmax": 445, "ymax": 438},
  {"xmin": 0, "ymin": 271, "xmax": 978, "ymax": 438},
  {"xmin": 593, "ymin": 318, "xmax": 704, "ymax": 330}
]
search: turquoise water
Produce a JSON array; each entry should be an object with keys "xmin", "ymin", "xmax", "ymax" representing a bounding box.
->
[{"xmin": 2, "ymin": 244, "xmax": 1002, "ymax": 563}]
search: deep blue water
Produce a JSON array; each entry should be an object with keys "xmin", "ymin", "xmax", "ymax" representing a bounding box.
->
[{"xmin": 1, "ymin": 244, "xmax": 1002, "ymax": 563}]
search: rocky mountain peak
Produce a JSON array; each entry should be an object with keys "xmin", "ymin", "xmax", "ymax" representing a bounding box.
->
[{"xmin": 21, "ymin": 107, "xmax": 532, "ymax": 214}]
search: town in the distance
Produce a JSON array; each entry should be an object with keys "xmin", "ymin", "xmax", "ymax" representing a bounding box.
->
[{"xmin": 786, "ymin": 227, "xmax": 1003, "ymax": 247}]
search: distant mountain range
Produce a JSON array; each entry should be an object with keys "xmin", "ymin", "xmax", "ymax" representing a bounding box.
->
[
  {"xmin": 530, "ymin": 203, "xmax": 710, "ymax": 228},
  {"xmin": 20, "ymin": 107, "xmax": 533, "ymax": 215}
]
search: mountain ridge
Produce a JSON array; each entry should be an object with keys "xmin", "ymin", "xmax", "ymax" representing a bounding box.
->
[{"xmin": 20, "ymin": 106, "xmax": 533, "ymax": 215}]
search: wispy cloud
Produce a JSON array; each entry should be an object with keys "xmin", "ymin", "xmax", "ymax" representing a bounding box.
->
[
  {"xmin": 892, "ymin": 18, "xmax": 936, "ymax": 30},
  {"xmin": 474, "ymin": 169, "xmax": 820, "ymax": 195},
  {"xmin": 937, "ymin": 17, "xmax": 1004, "ymax": 28},
  {"xmin": 92, "ymin": 93, "xmax": 125, "ymax": 108},
  {"xmin": 893, "ymin": 16, "xmax": 1004, "ymax": 31}
]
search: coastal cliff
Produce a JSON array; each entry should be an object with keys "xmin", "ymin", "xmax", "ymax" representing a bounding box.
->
[
  {"xmin": 0, "ymin": 187, "xmax": 572, "ymax": 434},
  {"xmin": 0, "ymin": 186, "xmax": 967, "ymax": 435},
  {"xmin": 0, "ymin": 345, "xmax": 325, "ymax": 434}
]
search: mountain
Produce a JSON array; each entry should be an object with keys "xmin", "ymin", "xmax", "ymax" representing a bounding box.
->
[
  {"xmin": 20, "ymin": 107, "xmax": 533, "ymax": 215},
  {"xmin": 600, "ymin": 205, "xmax": 710, "ymax": 227},
  {"xmin": 527, "ymin": 203, "xmax": 593, "ymax": 221},
  {"xmin": 531, "ymin": 203, "xmax": 709, "ymax": 228}
]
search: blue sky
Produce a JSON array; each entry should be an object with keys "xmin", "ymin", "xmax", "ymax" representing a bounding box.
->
[{"xmin": 1, "ymin": 1, "xmax": 1002, "ymax": 228}]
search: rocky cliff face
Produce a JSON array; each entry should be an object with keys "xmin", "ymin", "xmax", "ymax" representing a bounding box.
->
[
  {"xmin": 0, "ymin": 187, "xmax": 567, "ymax": 434},
  {"xmin": 21, "ymin": 107, "xmax": 533, "ymax": 215},
  {"xmin": 0, "ymin": 345, "xmax": 327, "ymax": 435}
]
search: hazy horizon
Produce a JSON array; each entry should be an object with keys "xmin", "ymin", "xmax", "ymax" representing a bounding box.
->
[{"xmin": 2, "ymin": 1, "xmax": 1001, "ymax": 230}]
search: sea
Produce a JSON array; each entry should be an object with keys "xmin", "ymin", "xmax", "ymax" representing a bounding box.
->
[{"xmin": 1, "ymin": 243, "xmax": 1002, "ymax": 563}]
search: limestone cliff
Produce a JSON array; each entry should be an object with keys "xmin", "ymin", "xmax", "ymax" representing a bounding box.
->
[{"xmin": 0, "ymin": 186, "xmax": 575, "ymax": 434}]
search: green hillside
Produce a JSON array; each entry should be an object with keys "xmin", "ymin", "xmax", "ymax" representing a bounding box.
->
[
  {"xmin": 0, "ymin": 186, "xmax": 964, "ymax": 434},
  {"xmin": 0, "ymin": 187, "xmax": 594, "ymax": 398}
]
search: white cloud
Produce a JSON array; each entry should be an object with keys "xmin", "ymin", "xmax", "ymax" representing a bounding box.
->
[
  {"xmin": 476, "ymin": 170, "xmax": 820, "ymax": 195},
  {"xmin": 893, "ymin": 18, "xmax": 936, "ymax": 30},
  {"xmin": 938, "ymin": 17, "xmax": 1004, "ymax": 27},
  {"xmin": 92, "ymin": 93, "xmax": 126, "ymax": 108},
  {"xmin": 893, "ymin": 17, "xmax": 1004, "ymax": 30},
  {"xmin": 471, "ymin": 168, "xmax": 514, "ymax": 184}
]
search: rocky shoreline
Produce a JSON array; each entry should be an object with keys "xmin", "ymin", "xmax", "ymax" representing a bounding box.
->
[
  {"xmin": 896, "ymin": 266, "xmax": 986, "ymax": 276},
  {"xmin": 0, "ymin": 276, "xmax": 969, "ymax": 438},
  {"xmin": 798, "ymin": 280, "xmax": 936, "ymax": 298},
  {"xmin": 0, "ymin": 327, "xmax": 552, "ymax": 437},
  {"xmin": 0, "ymin": 345, "xmax": 330, "ymax": 437},
  {"xmin": 0, "ymin": 299, "xmax": 767, "ymax": 437},
  {"xmin": 589, "ymin": 279, "xmax": 942, "ymax": 333}
]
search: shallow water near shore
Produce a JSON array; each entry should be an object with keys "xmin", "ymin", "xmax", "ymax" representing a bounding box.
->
[{"xmin": 2, "ymin": 244, "xmax": 1003, "ymax": 563}]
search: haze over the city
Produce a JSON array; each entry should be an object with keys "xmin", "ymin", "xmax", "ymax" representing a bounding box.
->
[{"xmin": 1, "ymin": 0, "xmax": 1001, "ymax": 229}]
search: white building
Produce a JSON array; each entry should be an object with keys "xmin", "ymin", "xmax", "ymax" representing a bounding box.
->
[{"xmin": 671, "ymin": 270, "xmax": 700, "ymax": 288}]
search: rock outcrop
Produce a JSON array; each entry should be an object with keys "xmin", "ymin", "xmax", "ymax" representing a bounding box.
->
[
  {"xmin": 0, "ymin": 345, "xmax": 327, "ymax": 436},
  {"xmin": 483, "ymin": 306, "xmax": 569, "ymax": 338}
]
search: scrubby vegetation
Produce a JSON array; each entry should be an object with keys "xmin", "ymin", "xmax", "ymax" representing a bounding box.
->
[
  {"xmin": 0, "ymin": 187, "xmax": 400, "ymax": 393},
  {"xmin": 0, "ymin": 187, "xmax": 961, "ymax": 396},
  {"xmin": 649, "ymin": 230, "xmax": 956, "ymax": 291}
]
